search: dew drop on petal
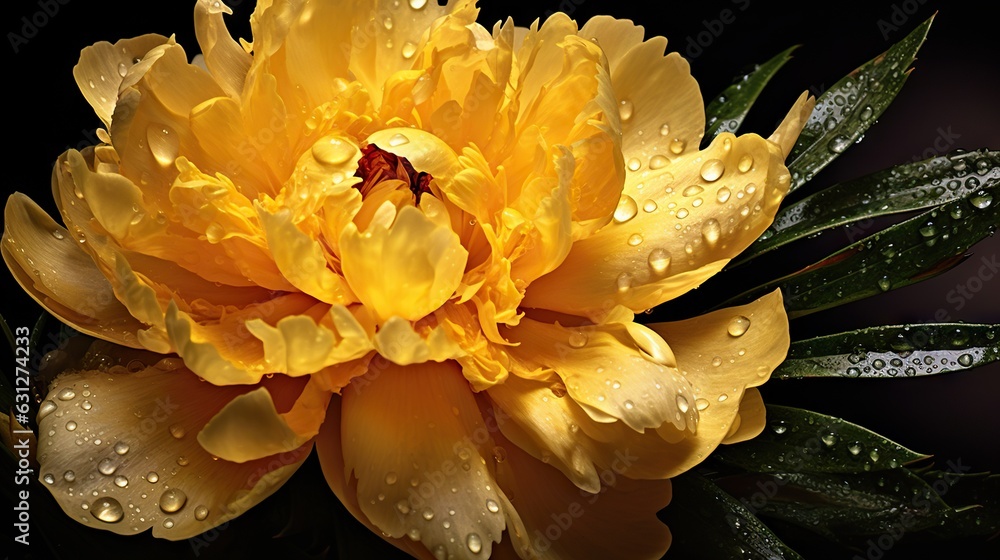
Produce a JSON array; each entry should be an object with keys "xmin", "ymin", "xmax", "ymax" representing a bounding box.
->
[
  {"xmin": 485, "ymin": 498, "xmax": 500, "ymax": 513},
  {"xmin": 649, "ymin": 155, "xmax": 669, "ymax": 170},
  {"xmin": 676, "ymin": 395, "xmax": 690, "ymax": 414},
  {"xmin": 669, "ymin": 139, "xmax": 686, "ymax": 154},
  {"xmin": 57, "ymin": 388, "xmax": 76, "ymax": 401},
  {"xmin": 195, "ymin": 505, "xmax": 209, "ymax": 521},
  {"xmin": 682, "ymin": 185, "xmax": 704, "ymax": 197},
  {"xmin": 147, "ymin": 125, "xmax": 179, "ymax": 166},
  {"xmin": 146, "ymin": 471, "xmax": 159, "ymax": 483},
  {"xmin": 98, "ymin": 458, "xmax": 117, "ymax": 476},
  {"xmin": 466, "ymin": 533, "xmax": 483, "ymax": 554},
  {"xmin": 409, "ymin": 0, "xmax": 427, "ymax": 8},
  {"xmin": 716, "ymin": 187, "xmax": 732, "ymax": 203},
  {"xmin": 43, "ymin": 473, "xmax": 55, "ymax": 484},
  {"xmin": 159, "ymin": 489, "xmax": 187, "ymax": 513},
  {"xmin": 642, "ymin": 199, "xmax": 657, "ymax": 213},
  {"xmin": 701, "ymin": 219, "xmax": 722, "ymax": 247},
  {"xmin": 169, "ymin": 424, "xmax": 186, "ymax": 439},
  {"xmin": 627, "ymin": 233, "xmax": 643, "ymax": 246},
  {"xmin": 63, "ymin": 470, "xmax": 76, "ymax": 482},
  {"xmin": 66, "ymin": 421, "xmax": 77, "ymax": 432},
  {"xmin": 388, "ymin": 133, "xmax": 410, "ymax": 147},
  {"xmin": 385, "ymin": 472, "xmax": 398, "ymax": 485},
  {"xmin": 627, "ymin": 157, "xmax": 642, "ymax": 172},
  {"xmin": 91, "ymin": 497, "xmax": 124, "ymax": 523},
  {"xmin": 647, "ymin": 248, "xmax": 671, "ymax": 274},
  {"xmin": 568, "ymin": 331, "xmax": 588, "ymax": 348},
  {"xmin": 700, "ymin": 159, "xmax": 725, "ymax": 182},
  {"xmin": 114, "ymin": 475, "xmax": 129, "ymax": 488},
  {"xmin": 727, "ymin": 316, "xmax": 751, "ymax": 337},
  {"xmin": 618, "ymin": 99, "xmax": 634, "ymax": 122},
  {"xmin": 737, "ymin": 154, "xmax": 754, "ymax": 173},
  {"xmin": 39, "ymin": 400, "xmax": 58, "ymax": 419},
  {"xmin": 613, "ymin": 194, "xmax": 638, "ymax": 223}
]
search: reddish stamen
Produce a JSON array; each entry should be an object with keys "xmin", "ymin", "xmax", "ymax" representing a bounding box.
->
[{"xmin": 354, "ymin": 144, "xmax": 433, "ymax": 204}]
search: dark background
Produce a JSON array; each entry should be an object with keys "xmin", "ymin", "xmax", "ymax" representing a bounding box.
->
[{"xmin": 2, "ymin": 0, "xmax": 998, "ymax": 558}]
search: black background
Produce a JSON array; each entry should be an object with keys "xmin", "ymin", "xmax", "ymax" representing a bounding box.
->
[{"xmin": 2, "ymin": 0, "xmax": 998, "ymax": 558}]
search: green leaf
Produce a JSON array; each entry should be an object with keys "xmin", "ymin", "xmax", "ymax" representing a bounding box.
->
[
  {"xmin": 738, "ymin": 149, "xmax": 999, "ymax": 264},
  {"xmin": 662, "ymin": 472, "xmax": 804, "ymax": 559},
  {"xmin": 719, "ymin": 185, "xmax": 999, "ymax": 316},
  {"xmin": 786, "ymin": 16, "xmax": 933, "ymax": 192},
  {"xmin": 711, "ymin": 405, "xmax": 929, "ymax": 473},
  {"xmin": 713, "ymin": 469, "xmax": 952, "ymax": 546},
  {"xmin": 775, "ymin": 323, "xmax": 1000, "ymax": 379},
  {"xmin": 918, "ymin": 471, "xmax": 1000, "ymax": 539},
  {"xmin": 704, "ymin": 46, "xmax": 797, "ymax": 141}
]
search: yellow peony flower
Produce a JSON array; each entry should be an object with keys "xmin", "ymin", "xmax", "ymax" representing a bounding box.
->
[{"xmin": 4, "ymin": 0, "xmax": 814, "ymax": 557}]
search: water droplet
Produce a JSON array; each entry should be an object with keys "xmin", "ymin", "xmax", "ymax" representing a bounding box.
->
[
  {"xmin": 737, "ymin": 154, "xmax": 754, "ymax": 173},
  {"xmin": 647, "ymin": 248, "xmax": 671, "ymax": 274},
  {"xmin": 859, "ymin": 105, "xmax": 873, "ymax": 120},
  {"xmin": 848, "ymin": 442, "xmax": 863, "ymax": 456},
  {"xmin": 466, "ymin": 533, "xmax": 483, "ymax": 554},
  {"xmin": 114, "ymin": 475, "xmax": 129, "ymax": 488},
  {"xmin": 718, "ymin": 394, "xmax": 728, "ymax": 402},
  {"xmin": 716, "ymin": 187, "xmax": 732, "ymax": 203},
  {"xmin": 147, "ymin": 125, "xmax": 179, "ymax": 167},
  {"xmin": 727, "ymin": 316, "xmax": 750, "ymax": 337},
  {"xmin": 117, "ymin": 62, "xmax": 128, "ymax": 77},
  {"xmin": 568, "ymin": 331, "xmax": 588, "ymax": 348},
  {"xmin": 176, "ymin": 456, "xmax": 190, "ymax": 467},
  {"xmin": 163, "ymin": 518, "xmax": 175, "ymax": 529},
  {"xmin": 43, "ymin": 473, "xmax": 55, "ymax": 484},
  {"xmin": 396, "ymin": 500, "xmax": 411, "ymax": 514},
  {"xmin": 39, "ymin": 400, "xmax": 58, "ymax": 419},
  {"xmin": 649, "ymin": 155, "xmax": 669, "ymax": 170},
  {"xmin": 80, "ymin": 399, "xmax": 93, "ymax": 411},
  {"xmin": 682, "ymin": 185, "xmax": 704, "ymax": 197},
  {"xmin": 642, "ymin": 199, "xmax": 657, "ymax": 213},
  {"xmin": 486, "ymin": 498, "xmax": 500, "ymax": 513},
  {"xmin": 623, "ymin": 400, "xmax": 635, "ymax": 410},
  {"xmin": 676, "ymin": 208, "xmax": 689, "ymax": 219},
  {"xmin": 701, "ymin": 219, "xmax": 721, "ymax": 247},
  {"xmin": 66, "ymin": 421, "xmax": 78, "ymax": 432},
  {"xmin": 57, "ymin": 388, "xmax": 76, "ymax": 401},
  {"xmin": 388, "ymin": 133, "xmax": 410, "ymax": 147},
  {"xmin": 311, "ymin": 137, "xmax": 355, "ymax": 165},
  {"xmin": 627, "ymin": 233, "xmax": 644, "ymax": 246},
  {"xmin": 828, "ymin": 135, "xmax": 850, "ymax": 154},
  {"xmin": 409, "ymin": 0, "xmax": 427, "ymax": 8},
  {"xmin": 970, "ymin": 191, "xmax": 993, "ymax": 209},
  {"xmin": 169, "ymin": 424, "xmax": 186, "ymax": 439},
  {"xmin": 695, "ymin": 398, "xmax": 710, "ymax": 411},
  {"xmin": 676, "ymin": 395, "xmax": 689, "ymax": 414},
  {"xmin": 957, "ymin": 353, "xmax": 973, "ymax": 367},
  {"xmin": 401, "ymin": 41, "xmax": 417, "ymax": 59},
  {"xmin": 613, "ymin": 194, "xmax": 638, "ymax": 223},
  {"xmin": 659, "ymin": 123, "xmax": 670, "ymax": 136},
  {"xmin": 159, "ymin": 489, "xmax": 187, "ymax": 513},
  {"xmin": 383, "ymin": 16, "xmax": 393, "ymax": 29},
  {"xmin": 700, "ymin": 159, "xmax": 725, "ymax": 182},
  {"xmin": 91, "ymin": 497, "xmax": 124, "ymax": 523},
  {"xmin": 627, "ymin": 157, "xmax": 642, "ymax": 172},
  {"xmin": 98, "ymin": 458, "xmax": 117, "ymax": 476},
  {"xmin": 821, "ymin": 433, "xmax": 838, "ymax": 447},
  {"xmin": 63, "ymin": 470, "xmax": 76, "ymax": 482},
  {"xmin": 877, "ymin": 276, "xmax": 891, "ymax": 291},
  {"xmin": 772, "ymin": 422, "xmax": 787, "ymax": 434},
  {"xmin": 618, "ymin": 99, "xmax": 634, "ymax": 122},
  {"xmin": 385, "ymin": 472, "xmax": 398, "ymax": 485},
  {"xmin": 669, "ymin": 139, "xmax": 686, "ymax": 154}
]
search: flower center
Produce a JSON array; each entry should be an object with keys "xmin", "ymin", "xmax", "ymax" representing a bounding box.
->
[{"xmin": 353, "ymin": 144, "xmax": 433, "ymax": 204}]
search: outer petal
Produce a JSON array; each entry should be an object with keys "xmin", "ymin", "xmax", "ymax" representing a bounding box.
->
[
  {"xmin": 73, "ymin": 34, "xmax": 171, "ymax": 127},
  {"xmin": 2, "ymin": 194, "xmax": 146, "ymax": 347},
  {"xmin": 36, "ymin": 351, "xmax": 311, "ymax": 540},
  {"xmin": 646, "ymin": 289, "xmax": 789, "ymax": 471},
  {"xmin": 492, "ymin": 429, "xmax": 672, "ymax": 560},
  {"xmin": 770, "ymin": 91, "xmax": 816, "ymax": 159},
  {"xmin": 337, "ymin": 361, "xmax": 513, "ymax": 559},
  {"xmin": 502, "ymin": 318, "xmax": 697, "ymax": 433},
  {"xmin": 193, "ymin": 0, "xmax": 251, "ymax": 99},
  {"xmin": 524, "ymin": 133, "xmax": 790, "ymax": 318}
]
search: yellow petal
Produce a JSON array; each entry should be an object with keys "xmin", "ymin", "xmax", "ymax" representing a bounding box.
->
[
  {"xmin": 339, "ymin": 360, "xmax": 511, "ymax": 559},
  {"xmin": 371, "ymin": 316, "xmax": 465, "ymax": 366},
  {"xmin": 723, "ymin": 387, "xmax": 767, "ymax": 444},
  {"xmin": 770, "ymin": 91, "xmax": 816, "ymax": 159},
  {"xmin": 2, "ymin": 194, "xmax": 146, "ymax": 347},
  {"xmin": 36, "ymin": 350, "xmax": 310, "ymax": 540},
  {"xmin": 193, "ymin": 0, "xmax": 251, "ymax": 99},
  {"xmin": 340, "ymin": 205, "xmax": 468, "ymax": 322},
  {"xmin": 524, "ymin": 132, "xmax": 790, "ymax": 318},
  {"xmin": 245, "ymin": 304, "xmax": 374, "ymax": 374},
  {"xmin": 73, "ymin": 34, "xmax": 171, "ymax": 127},
  {"xmin": 503, "ymin": 318, "xmax": 697, "ymax": 433},
  {"xmin": 645, "ymin": 289, "xmax": 789, "ymax": 473},
  {"xmin": 198, "ymin": 375, "xmax": 331, "ymax": 463},
  {"xmin": 492, "ymin": 429, "xmax": 672, "ymax": 560}
]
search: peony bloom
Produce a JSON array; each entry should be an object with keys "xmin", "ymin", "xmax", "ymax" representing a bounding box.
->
[{"xmin": 4, "ymin": 0, "xmax": 813, "ymax": 558}]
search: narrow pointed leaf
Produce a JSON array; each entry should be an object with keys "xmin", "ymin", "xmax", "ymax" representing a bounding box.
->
[
  {"xmin": 718, "ymin": 185, "xmax": 999, "ymax": 316},
  {"xmin": 663, "ymin": 472, "xmax": 804, "ymax": 560},
  {"xmin": 787, "ymin": 16, "xmax": 933, "ymax": 192},
  {"xmin": 714, "ymin": 469, "xmax": 952, "ymax": 546},
  {"xmin": 738, "ymin": 149, "xmax": 999, "ymax": 264},
  {"xmin": 704, "ymin": 46, "xmax": 797, "ymax": 141},
  {"xmin": 774, "ymin": 323, "xmax": 1000, "ymax": 379},
  {"xmin": 919, "ymin": 471, "xmax": 1000, "ymax": 539},
  {"xmin": 711, "ymin": 405, "xmax": 929, "ymax": 473}
]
